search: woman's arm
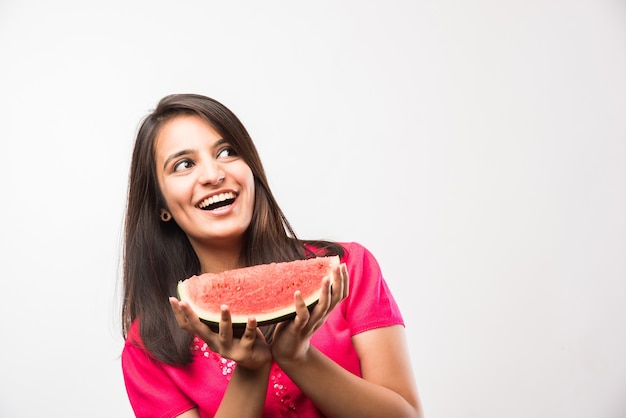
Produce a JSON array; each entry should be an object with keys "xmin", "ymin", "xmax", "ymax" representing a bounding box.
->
[
  {"xmin": 271, "ymin": 263, "xmax": 422, "ymax": 418},
  {"xmin": 170, "ymin": 298, "xmax": 272, "ymax": 418},
  {"xmin": 174, "ymin": 361, "xmax": 271, "ymax": 418},
  {"xmin": 176, "ymin": 408, "xmax": 200, "ymax": 418},
  {"xmin": 277, "ymin": 325, "xmax": 423, "ymax": 418},
  {"xmin": 214, "ymin": 362, "xmax": 271, "ymax": 418},
  {"xmin": 172, "ymin": 354, "xmax": 271, "ymax": 418}
]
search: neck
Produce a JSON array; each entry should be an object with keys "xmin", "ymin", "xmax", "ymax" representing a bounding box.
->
[{"xmin": 191, "ymin": 238, "xmax": 245, "ymax": 274}]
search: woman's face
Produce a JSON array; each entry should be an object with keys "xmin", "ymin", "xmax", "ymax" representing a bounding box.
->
[{"xmin": 154, "ymin": 114, "xmax": 255, "ymax": 250}]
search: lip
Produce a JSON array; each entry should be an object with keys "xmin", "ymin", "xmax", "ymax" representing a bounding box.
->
[{"xmin": 196, "ymin": 189, "xmax": 239, "ymax": 210}]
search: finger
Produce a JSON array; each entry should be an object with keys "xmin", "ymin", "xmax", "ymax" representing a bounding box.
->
[
  {"xmin": 292, "ymin": 290, "xmax": 311, "ymax": 329},
  {"xmin": 310, "ymin": 276, "xmax": 332, "ymax": 322},
  {"xmin": 329, "ymin": 265, "xmax": 343, "ymax": 306},
  {"xmin": 179, "ymin": 301, "xmax": 213, "ymax": 333},
  {"xmin": 240, "ymin": 317, "xmax": 259, "ymax": 344},
  {"xmin": 219, "ymin": 305, "xmax": 234, "ymax": 341},
  {"xmin": 340, "ymin": 263, "xmax": 350, "ymax": 299},
  {"xmin": 320, "ymin": 275, "xmax": 333, "ymax": 309},
  {"xmin": 169, "ymin": 296, "xmax": 182, "ymax": 314},
  {"xmin": 331, "ymin": 263, "xmax": 349, "ymax": 305},
  {"xmin": 169, "ymin": 297, "xmax": 194, "ymax": 331}
]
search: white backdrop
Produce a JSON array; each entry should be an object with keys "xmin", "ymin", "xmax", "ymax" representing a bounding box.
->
[{"xmin": 1, "ymin": 1, "xmax": 625, "ymax": 417}]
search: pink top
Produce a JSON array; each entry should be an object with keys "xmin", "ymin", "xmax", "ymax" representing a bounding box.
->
[{"xmin": 122, "ymin": 242, "xmax": 404, "ymax": 418}]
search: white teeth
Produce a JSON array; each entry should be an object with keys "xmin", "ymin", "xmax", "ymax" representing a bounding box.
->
[{"xmin": 199, "ymin": 192, "xmax": 236, "ymax": 209}]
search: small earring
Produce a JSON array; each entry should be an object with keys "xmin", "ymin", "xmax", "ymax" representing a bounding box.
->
[{"xmin": 160, "ymin": 210, "xmax": 172, "ymax": 222}]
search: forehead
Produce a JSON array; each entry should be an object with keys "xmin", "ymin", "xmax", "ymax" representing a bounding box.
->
[{"xmin": 154, "ymin": 115, "xmax": 222, "ymax": 156}]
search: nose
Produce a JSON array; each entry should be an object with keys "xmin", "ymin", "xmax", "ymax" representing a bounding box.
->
[{"xmin": 198, "ymin": 158, "xmax": 225, "ymax": 185}]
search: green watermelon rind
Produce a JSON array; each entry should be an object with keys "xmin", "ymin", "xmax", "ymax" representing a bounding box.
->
[
  {"xmin": 176, "ymin": 256, "xmax": 339, "ymax": 329},
  {"xmin": 199, "ymin": 300, "xmax": 319, "ymax": 332}
]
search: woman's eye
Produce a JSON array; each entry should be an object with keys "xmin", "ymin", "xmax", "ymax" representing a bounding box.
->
[
  {"xmin": 173, "ymin": 159, "xmax": 194, "ymax": 172},
  {"xmin": 217, "ymin": 147, "xmax": 237, "ymax": 159}
]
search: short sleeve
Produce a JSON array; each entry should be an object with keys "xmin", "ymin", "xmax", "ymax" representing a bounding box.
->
[
  {"xmin": 122, "ymin": 322, "xmax": 196, "ymax": 418},
  {"xmin": 340, "ymin": 242, "xmax": 404, "ymax": 335}
]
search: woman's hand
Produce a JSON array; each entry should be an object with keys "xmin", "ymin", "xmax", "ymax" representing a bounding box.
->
[
  {"xmin": 271, "ymin": 263, "xmax": 349, "ymax": 365},
  {"xmin": 169, "ymin": 298, "xmax": 272, "ymax": 370}
]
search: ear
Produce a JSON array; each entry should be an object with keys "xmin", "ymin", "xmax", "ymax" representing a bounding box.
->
[{"xmin": 160, "ymin": 209, "xmax": 172, "ymax": 222}]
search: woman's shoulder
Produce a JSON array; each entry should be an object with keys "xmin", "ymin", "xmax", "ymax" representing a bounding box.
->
[
  {"xmin": 124, "ymin": 318, "xmax": 145, "ymax": 349},
  {"xmin": 300, "ymin": 240, "xmax": 378, "ymax": 265},
  {"xmin": 336, "ymin": 241, "xmax": 376, "ymax": 263}
]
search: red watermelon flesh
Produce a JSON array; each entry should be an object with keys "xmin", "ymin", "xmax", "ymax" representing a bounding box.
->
[{"xmin": 177, "ymin": 256, "xmax": 340, "ymax": 328}]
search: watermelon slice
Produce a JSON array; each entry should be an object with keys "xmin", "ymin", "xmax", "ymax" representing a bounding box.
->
[{"xmin": 177, "ymin": 256, "xmax": 340, "ymax": 329}]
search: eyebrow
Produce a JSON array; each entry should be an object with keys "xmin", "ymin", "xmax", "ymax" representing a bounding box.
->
[
  {"xmin": 161, "ymin": 138, "xmax": 230, "ymax": 171},
  {"xmin": 163, "ymin": 149, "xmax": 195, "ymax": 171}
]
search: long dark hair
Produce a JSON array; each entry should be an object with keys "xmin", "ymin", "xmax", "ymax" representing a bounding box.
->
[{"xmin": 121, "ymin": 94, "xmax": 343, "ymax": 364}]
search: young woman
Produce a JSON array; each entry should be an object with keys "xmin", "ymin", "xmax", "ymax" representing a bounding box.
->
[{"xmin": 121, "ymin": 93, "xmax": 423, "ymax": 418}]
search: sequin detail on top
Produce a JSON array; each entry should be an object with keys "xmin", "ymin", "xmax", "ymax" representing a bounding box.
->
[
  {"xmin": 191, "ymin": 337, "xmax": 300, "ymax": 416},
  {"xmin": 271, "ymin": 367, "xmax": 298, "ymax": 417},
  {"xmin": 191, "ymin": 336, "xmax": 236, "ymax": 380}
]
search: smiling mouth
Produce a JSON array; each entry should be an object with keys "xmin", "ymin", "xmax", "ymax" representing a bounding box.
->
[{"xmin": 198, "ymin": 192, "xmax": 237, "ymax": 210}]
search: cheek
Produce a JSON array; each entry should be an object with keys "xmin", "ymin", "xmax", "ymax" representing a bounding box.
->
[
  {"xmin": 234, "ymin": 162, "xmax": 255, "ymax": 197},
  {"xmin": 156, "ymin": 182, "xmax": 169, "ymax": 209},
  {"xmin": 159, "ymin": 180, "xmax": 186, "ymax": 211},
  {"xmin": 245, "ymin": 171, "xmax": 255, "ymax": 206}
]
